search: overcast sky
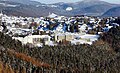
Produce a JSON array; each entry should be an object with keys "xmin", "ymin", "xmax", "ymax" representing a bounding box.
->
[{"xmin": 32, "ymin": 0, "xmax": 120, "ymax": 4}]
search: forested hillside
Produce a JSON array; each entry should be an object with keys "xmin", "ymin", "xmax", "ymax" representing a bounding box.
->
[
  {"xmin": 0, "ymin": 26, "xmax": 120, "ymax": 72},
  {"xmin": 101, "ymin": 26, "xmax": 120, "ymax": 52}
]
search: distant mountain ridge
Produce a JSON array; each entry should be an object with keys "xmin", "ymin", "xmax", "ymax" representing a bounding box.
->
[
  {"xmin": 102, "ymin": 6, "xmax": 120, "ymax": 17},
  {"xmin": 0, "ymin": 0, "xmax": 42, "ymax": 5},
  {"xmin": 0, "ymin": 0, "xmax": 119, "ymax": 17}
]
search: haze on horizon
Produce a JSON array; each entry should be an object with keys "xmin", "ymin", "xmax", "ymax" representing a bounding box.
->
[{"xmin": 32, "ymin": 0, "xmax": 120, "ymax": 4}]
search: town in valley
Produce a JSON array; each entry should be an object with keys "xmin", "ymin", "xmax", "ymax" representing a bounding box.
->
[{"xmin": 0, "ymin": 12, "xmax": 119, "ymax": 47}]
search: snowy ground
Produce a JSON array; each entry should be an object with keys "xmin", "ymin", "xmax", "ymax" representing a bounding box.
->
[{"xmin": 71, "ymin": 34, "xmax": 100, "ymax": 45}]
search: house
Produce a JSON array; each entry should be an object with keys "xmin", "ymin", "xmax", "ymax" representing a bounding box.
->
[{"xmin": 89, "ymin": 18, "xmax": 95, "ymax": 23}]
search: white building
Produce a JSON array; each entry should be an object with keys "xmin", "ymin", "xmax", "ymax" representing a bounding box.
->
[{"xmin": 13, "ymin": 35, "xmax": 51, "ymax": 46}]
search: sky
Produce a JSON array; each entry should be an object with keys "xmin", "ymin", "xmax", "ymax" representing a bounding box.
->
[{"xmin": 33, "ymin": 0, "xmax": 120, "ymax": 4}]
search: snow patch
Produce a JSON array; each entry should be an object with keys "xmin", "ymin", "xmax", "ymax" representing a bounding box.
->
[
  {"xmin": 50, "ymin": 5, "xmax": 57, "ymax": 7},
  {"xmin": 36, "ymin": 5, "xmax": 40, "ymax": 7},
  {"xmin": 66, "ymin": 7, "xmax": 73, "ymax": 11},
  {"xmin": 0, "ymin": 3, "xmax": 17, "ymax": 7},
  {"xmin": 6, "ymin": 4, "xmax": 17, "ymax": 7}
]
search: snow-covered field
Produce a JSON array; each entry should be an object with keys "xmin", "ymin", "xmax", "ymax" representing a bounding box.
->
[{"xmin": 72, "ymin": 34, "xmax": 100, "ymax": 45}]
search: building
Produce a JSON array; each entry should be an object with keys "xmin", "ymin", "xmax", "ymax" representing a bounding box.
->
[
  {"xmin": 55, "ymin": 33, "xmax": 74, "ymax": 42},
  {"xmin": 13, "ymin": 35, "xmax": 51, "ymax": 46},
  {"xmin": 65, "ymin": 33, "xmax": 74, "ymax": 41},
  {"xmin": 55, "ymin": 33, "xmax": 65, "ymax": 42}
]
